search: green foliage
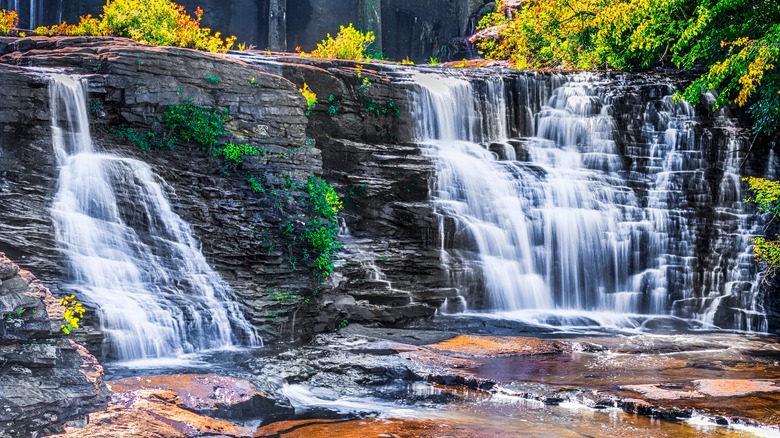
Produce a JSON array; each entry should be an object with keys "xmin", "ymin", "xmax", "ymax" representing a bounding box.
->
[
  {"xmin": 474, "ymin": 0, "xmax": 780, "ymax": 134},
  {"xmin": 310, "ymin": 23, "xmax": 376, "ymax": 61},
  {"xmin": 34, "ymin": 0, "xmax": 236, "ymax": 53},
  {"xmin": 337, "ymin": 319, "xmax": 349, "ymax": 328},
  {"xmin": 304, "ymin": 177, "xmax": 343, "ymax": 278},
  {"xmin": 427, "ymin": 57, "xmax": 440, "ymax": 66},
  {"xmin": 163, "ymin": 99, "xmax": 229, "ymax": 149},
  {"xmin": 3, "ymin": 307, "xmax": 34, "ymax": 320},
  {"xmin": 328, "ymin": 94, "xmax": 341, "ymax": 115},
  {"xmin": 0, "ymin": 9, "xmax": 18, "ymax": 35},
  {"xmin": 247, "ymin": 176, "xmax": 265, "ymax": 193},
  {"xmin": 356, "ymin": 78, "xmax": 401, "ymax": 117},
  {"xmin": 744, "ymin": 177, "xmax": 780, "ymax": 276},
  {"xmin": 217, "ymin": 142, "xmax": 260, "ymax": 164},
  {"xmin": 112, "ymin": 125, "xmax": 174, "ymax": 151},
  {"xmin": 59, "ymin": 294, "xmax": 85, "ymax": 335},
  {"xmin": 205, "ymin": 75, "xmax": 221, "ymax": 84}
]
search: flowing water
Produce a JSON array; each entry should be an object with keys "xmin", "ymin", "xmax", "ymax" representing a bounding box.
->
[
  {"xmin": 412, "ymin": 71, "xmax": 766, "ymax": 332},
  {"xmin": 48, "ymin": 74, "xmax": 258, "ymax": 361}
]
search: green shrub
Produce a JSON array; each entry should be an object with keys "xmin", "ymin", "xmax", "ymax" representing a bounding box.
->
[
  {"xmin": 163, "ymin": 99, "xmax": 229, "ymax": 149},
  {"xmin": 744, "ymin": 177, "xmax": 780, "ymax": 276},
  {"xmin": 304, "ymin": 177, "xmax": 343, "ymax": 278},
  {"xmin": 216, "ymin": 142, "xmax": 260, "ymax": 164},
  {"xmin": 310, "ymin": 23, "xmax": 375, "ymax": 61}
]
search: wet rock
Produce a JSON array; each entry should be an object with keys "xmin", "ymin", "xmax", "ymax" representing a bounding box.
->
[
  {"xmin": 54, "ymin": 391, "xmax": 253, "ymax": 438},
  {"xmin": 427, "ymin": 335, "xmax": 570, "ymax": 357},
  {"xmin": 108, "ymin": 374, "xmax": 292, "ymax": 420},
  {"xmin": 0, "ymin": 253, "xmax": 108, "ymax": 437},
  {"xmin": 694, "ymin": 379, "xmax": 780, "ymax": 397}
]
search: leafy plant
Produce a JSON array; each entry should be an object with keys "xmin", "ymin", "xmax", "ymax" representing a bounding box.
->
[
  {"xmin": 112, "ymin": 125, "xmax": 174, "ymax": 151},
  {"xmin": 400, "ymin": 57, "xmax": 415, "ymax": 66},
  {"xmin": 35, "ymin": 0, "xmax": 236, "ymax": 53},
  {"xmin": 327, "ymin": 93, "xmax": 341, "ymax": 115},
  {"xmin": 310, "ymin": 23, "xmax": 375, "ymax": 61},
  {"xmin": 217, "ymin": 142, "xmax": 260, "ymax": 165},
  {"xmin": 744, "ymin": 177, "xmax": 780, "ymax": 276},
  {"xmin": 247, "ymin": 176, "xmax": 265, "ymax": 193},
  {"xmin": 59, "ymin": 294, "xmax": 85, "ymax": 335},
  {"xmin": 163, "ymin": 99, "xmax": 229, "ymax": 149},
  {"xmin": 299, "ymin": 82, "xmax": 318, "ymax": 115},
  {"xmin": 0, "ymin": 9, "xmax": 18, "ymax": 35},
  {"xmin": 205, "ymin": 75, "xmax": 221, "ymax": 84},
  {"xmin": 304, "ymin": 177, "xmax": 343, "ymax": 278},
  {"xmin": 427, "ymin": 57, "xmax": 440, "ymax": 65}
]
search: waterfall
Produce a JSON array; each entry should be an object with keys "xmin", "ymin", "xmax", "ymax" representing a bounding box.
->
[
  {"xmin": 413, "ymin": 71, "xmax": 766, "ymax": 332},
  {"xmin": 48, "ymin": 75, "xmax": 259, "ymax": 360}
]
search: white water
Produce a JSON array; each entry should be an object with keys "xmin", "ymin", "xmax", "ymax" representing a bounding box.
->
[
  {"xmin": 49, "ymin": 75, "xmax": 259, "ymax": 360},
  {"xmin": 413, "ymin": 72, "xmax": 765, "ymax": 331}
]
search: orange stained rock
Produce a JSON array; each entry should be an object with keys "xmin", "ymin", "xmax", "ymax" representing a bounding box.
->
[
  {"xmin": 427, "ymin": 335, "xmax": 568, "ymax": 358},
  {"xmin": 694, "ymin": 379, "xmax": 779, "ymax": 397},
  {"xmin": 54, "ymin": 390, "xmax": 252, "ymax": 438},
  {"xmin": 108, "ymin": 373, "xmax": 265, "ymax": 408},
  {"xmin": 254, "ymin": 417, "xmax": 507, "ymax": 437}
]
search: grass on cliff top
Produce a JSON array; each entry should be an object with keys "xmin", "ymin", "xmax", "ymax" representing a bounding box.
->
[{"xmin": 31, "ymin": 0, "xmax": 235, "ymax": 53}]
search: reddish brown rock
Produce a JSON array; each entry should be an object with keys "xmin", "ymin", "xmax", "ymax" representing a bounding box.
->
[
  {"xmin": 56, "ymin": 373, "xmax": 287, "ymax": 438},
  {"xmin": 427, "ymin": 335, "xmax": 569, "ymax": 357},
  {"xmin": 108, "ymin": 374, "xmax": 289, "ymax": 419},
  {"xmin": 694, "ymin": 379, "xmax": 779, "ymax": 397}
]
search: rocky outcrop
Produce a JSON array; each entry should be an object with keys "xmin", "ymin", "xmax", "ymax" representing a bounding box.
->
[{"xmin": 0, "ymin": 253, "xmax": 108, "ymax": 437}]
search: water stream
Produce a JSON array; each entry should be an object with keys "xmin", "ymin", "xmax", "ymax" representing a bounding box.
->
[
  {"xmin": 412, "ymin": 71, "xmax": 766, "ymax": 332},
  {"xmin": 48, "ymin": 74, "xmax": 258, "ymax": 361}
]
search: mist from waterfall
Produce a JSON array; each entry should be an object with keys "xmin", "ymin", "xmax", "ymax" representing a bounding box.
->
[
  {"xmin": 48, "ymin": 75, "xmax": 259, "ymax": 361},
  {"xmin": 412, "ymin": 71, "xmax": 766, "ymax": 332}
]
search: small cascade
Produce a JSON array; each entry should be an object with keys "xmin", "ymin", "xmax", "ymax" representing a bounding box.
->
[
  {"xmin": 412, "ymin": 71, "xmax": 766, "ymax": 331},
  {"xmin": 48, "ymin": 75, "xmax": 259, "ymax": 360},
  {"xmin": 335, "ymin": 220, "xmax": 412, "ymax": 307}
]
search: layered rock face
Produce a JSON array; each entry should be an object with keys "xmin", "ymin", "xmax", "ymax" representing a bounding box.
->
[
  {"xmin": 0, "ymin": 37, "xmax": 320, "ymax": 342},
  {"xmin": 0, "ymin": 36, "xmax": 776, "ymax": 347},
  {"xmin": 0, "ymin": 253, "xmax": 108, "ymax": 436}
]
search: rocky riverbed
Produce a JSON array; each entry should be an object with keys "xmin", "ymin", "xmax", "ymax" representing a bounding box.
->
[{"xmin": 41, "ymin": 323, "xmax": 780, "ymax": 437}]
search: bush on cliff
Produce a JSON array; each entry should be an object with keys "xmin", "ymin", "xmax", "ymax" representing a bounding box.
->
[
  {"xmin": 309, "ymin": 23, "xmax": 375, "ymax": 61},
  {"xmin": 744, "ymin": 177, "xmax": 780, "ymax": 277},
  {"xmin": 0, "ymin": 9, "xmax": 18, "ymax": 35},
  {"xmin": 34, "ymin": 0, "xmax": 235, "ymax": 53}
]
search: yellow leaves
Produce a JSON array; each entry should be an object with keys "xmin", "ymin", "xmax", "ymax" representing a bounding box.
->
[
  {"xmin": 298, "ymin": 82, "xmax": 317, "ymax": 114},
  {"xmin": 34, "ymin": 0, "xmax": 235, "ymax": 53},
  {"xmin": 59, "ymin": 294, "xmax": 85, "ymax": 335},
  {"xmin": 309, "ymin": 23, "xmax": 375, "ymax": 61}
]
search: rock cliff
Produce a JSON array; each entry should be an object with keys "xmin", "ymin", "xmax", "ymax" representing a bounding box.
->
[{"xmin": 0, "ymin": 253, "xmax": 108, "ymax": 436}]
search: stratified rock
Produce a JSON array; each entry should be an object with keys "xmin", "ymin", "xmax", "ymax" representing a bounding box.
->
[{"xmin": 0, "ymin": 253, "xmax": 108, "ymax": 436}]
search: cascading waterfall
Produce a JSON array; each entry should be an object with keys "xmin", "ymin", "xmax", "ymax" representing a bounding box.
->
[
  {"xmin": 413, "ymin": 71, "xmax": 766, "ymax": 331},
  {"xmin": 48, "ymin": 74, "xmax": 259, "ymax": 360}
]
